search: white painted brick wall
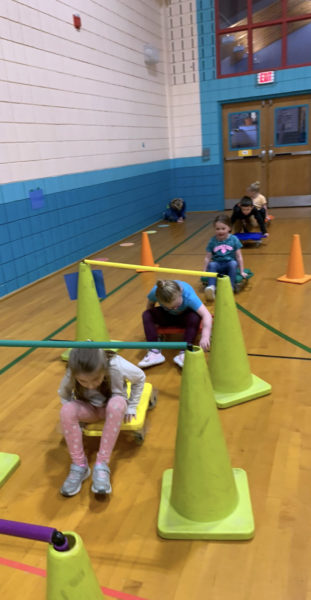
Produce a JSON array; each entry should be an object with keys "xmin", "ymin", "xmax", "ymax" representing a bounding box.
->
[
  {"xmin": 0, "ymin": 0, "xmax": 171, "ymax": 183},
  {"xmin": 164, "ymin": 0, "xmax": 202, "ymax": 159}
]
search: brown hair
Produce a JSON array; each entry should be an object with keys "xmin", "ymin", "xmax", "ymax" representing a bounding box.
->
[
  {"xmin": 68, "ymin": 348, "xmax": 111, "ymax": 400},
  {"xmin": 170, "ymin": 197, "xmax": 184, "ymax": 211},
  {"xmin": 155, "ymin": 280, "xmax": 182, "ymax": 304},
  {"xmin": 214, "ymin": 214, "xmax": 231, "ymax": 228},
  {"xmin": 240, "ymin": 196, "xmax": 253, "ymax": 207}
]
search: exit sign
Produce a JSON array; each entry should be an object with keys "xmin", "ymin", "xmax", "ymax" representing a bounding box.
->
[{"xmin": 257, "ymin": 71, "xmax": 275, "ymax": 84}]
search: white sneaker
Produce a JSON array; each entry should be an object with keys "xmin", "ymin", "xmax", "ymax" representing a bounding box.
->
[
  {"xmin": 204, "ymin": 285, "xmax": 215, "ymax": 301},
  {"xmin": 173, "ymin": 351, "xmax": 185, "ymax": 368},
  {"xmin": 138, "ymin": 350, "xmax": 165, "ymax": 368}
]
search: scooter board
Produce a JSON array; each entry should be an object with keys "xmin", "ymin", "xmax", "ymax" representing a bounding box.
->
[
  {"xmin": 235, "ymin": 232, "xmax": 264, "ymax": 247},
  {"xmin": 82, "ymin": 382, "xmax": 156, "ymax": 444}
]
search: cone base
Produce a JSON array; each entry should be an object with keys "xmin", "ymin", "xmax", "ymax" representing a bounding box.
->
[
  {"xmin": 158, "ymin": 467, "xmax": 254, "ymax": 540},
  {"xmin": 0, "ymin": 452, "xmax": 20, "ymax": 488},
  {"xmin": 277, "ymin": 274, "xmax": 311, "ymax": 284},
  {"xmin": 214, "ymin": 373, "xmax": 271, "ymax": 408}
]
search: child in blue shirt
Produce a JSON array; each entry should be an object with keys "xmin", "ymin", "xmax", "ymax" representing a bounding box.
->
[
  {"xmin": 203, "ymin": 214, "xmax": 247, "ymax": 301},
  {"xmin": 163, "ymin": 198, "xmax": 186, "ymax": 222},
  {"xmin": 138, "ymin": 279, "xmax": 212, "ymax": 369}
]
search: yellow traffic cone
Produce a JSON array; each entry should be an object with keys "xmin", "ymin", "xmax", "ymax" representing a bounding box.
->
[
  {"xmin": 136, "ymin": 232, "xmax": 159, "ymax": 271},
  {"xmin": 47, "ymin": 531, "xmax": 107, "ymax": 599},
  {"xmin": 277, "ymin": 234, "xmax": 311, "ymax": 284},
  {"xmin": 209, "ymin": 275, "xmax": 271, "ymax": 408},
  {"xmin": 61, "ymin": 262, "xmax": 111, "ymax": 361},
  {"xmin": 158, "ymin": 346, "xmax": 254, "ymax": 539}
]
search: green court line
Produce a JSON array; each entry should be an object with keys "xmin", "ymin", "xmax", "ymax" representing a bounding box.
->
[
  {"xmin": 237, "ymin": 303, "xmax": 311, "ymax": 354},
  {"xmin": 1, "ymin": 217, "xmax": 310, "ymax": 373},
  {"xmin": 248, "ymin": 353, "xmax": 311, "ymax": 360},
  {"xmin": 0, "ymin": 273, "xmax": 139, "ymax": 375},
  {"xmin": 1, "ymin": 220, "xmax": 215, "ymax": 375},
  {"xmin": 155, "ymin": 219, "xmax": 214, "ymax": 262}
]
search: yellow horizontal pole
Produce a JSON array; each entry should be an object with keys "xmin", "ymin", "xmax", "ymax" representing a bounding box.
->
[{"xmin": 84, "ymin": 259, "xmax": 217, "ymax": 278}]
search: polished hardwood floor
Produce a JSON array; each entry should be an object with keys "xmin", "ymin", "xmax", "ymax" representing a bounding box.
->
[{"xmin": 1, "ymin": 207, "xmax": 311, "ymax": 600}]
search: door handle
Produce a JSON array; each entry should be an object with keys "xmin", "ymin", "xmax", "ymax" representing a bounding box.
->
[
  {"xmin": 268, "ymin": 148, "xmax": 275, "ymax": 160},
  {"xmin": 260, "ymin": 149, "xmax": 266, "ymax": 160}
]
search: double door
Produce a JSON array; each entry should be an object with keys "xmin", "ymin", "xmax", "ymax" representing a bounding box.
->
[{"xmin": 223, "ymin": 95, "xmax": 311, "ymax": 208}]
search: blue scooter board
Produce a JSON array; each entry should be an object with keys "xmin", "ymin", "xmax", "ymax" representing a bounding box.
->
[{"xmin": 235, "ymin": 232, "xmax": 264, "ymax": 247}]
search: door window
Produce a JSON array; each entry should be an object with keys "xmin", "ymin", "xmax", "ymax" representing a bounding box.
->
[
  {"xmin": 274, "ymin": 106, "xmax": 308, "ymax": 146},
  {"xmin": 229, "ymin": 111, "xmax": 260, "ymax": 149}
]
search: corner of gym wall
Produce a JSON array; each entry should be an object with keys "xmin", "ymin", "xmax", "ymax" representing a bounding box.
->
[
  {"xmin": 163, "ymin": 0, "xmax": 223, "ymax": 212},
  {"xmin": 0, "ymin": 0, "xmax": 171, "ymax": 297}
]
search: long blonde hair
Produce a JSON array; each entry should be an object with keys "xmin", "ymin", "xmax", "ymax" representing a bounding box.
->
[{"xmin": 155, "ymin": 280, "xmax": 182, "ymax": 303}]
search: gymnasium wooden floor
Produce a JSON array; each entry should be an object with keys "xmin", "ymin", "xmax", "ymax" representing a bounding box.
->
[{"xmin": 1, "ymin": 207, "xmax": 311, "ymax": 600}]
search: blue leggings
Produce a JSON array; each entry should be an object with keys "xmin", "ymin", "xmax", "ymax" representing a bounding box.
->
[{"xmin": 206, "ymin": 260, "xmax": 237, "ymax": 290}]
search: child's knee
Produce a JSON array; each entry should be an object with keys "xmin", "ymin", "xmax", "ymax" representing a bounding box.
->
[
  {"xmin": 106, "ymin": 396, "xmax": 127, "ymax": 417},
  {"xmin": 60, "ymin": 402, "xmax": 79, "ymax": 424}
]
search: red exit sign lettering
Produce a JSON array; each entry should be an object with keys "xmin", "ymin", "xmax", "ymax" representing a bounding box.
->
[{"xmin": 257, "ymin": 71, "xmax": 275, "ymax": 84}]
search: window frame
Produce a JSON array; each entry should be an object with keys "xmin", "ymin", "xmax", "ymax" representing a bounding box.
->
[{"xmin": 215, "ymin": 0, "xmax": 311, "ymax": 78}]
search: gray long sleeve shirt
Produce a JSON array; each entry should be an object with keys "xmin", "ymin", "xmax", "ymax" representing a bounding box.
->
[{"xmin": 58, "ymin": 353, "xmax": 146, "ymax": 413}]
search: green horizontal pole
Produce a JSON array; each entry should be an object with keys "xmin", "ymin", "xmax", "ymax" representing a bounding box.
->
[{"xmin": 0, "ymin": 339, "xmax": 189, "ymax": 350}]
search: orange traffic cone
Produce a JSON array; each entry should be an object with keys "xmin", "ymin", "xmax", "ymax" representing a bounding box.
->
[
  {"xmin": 137, "ymin": 232, "xmax": 159, "ymax": 271},
  {"xmin": 278, "ymin": 234, "xmax": 311, "ymax": 284}
]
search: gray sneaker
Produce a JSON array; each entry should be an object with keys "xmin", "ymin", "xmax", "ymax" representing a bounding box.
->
[
  {"xmin": 60, "ymin": 464, "xmax": 91, "ymax": 497},
  {"xmin": 92, "ymin": 462, "xmax": 112, "ymax": 494}
]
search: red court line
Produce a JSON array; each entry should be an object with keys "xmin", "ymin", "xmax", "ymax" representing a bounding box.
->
[
  {"xmin": 0, "ymin": 556, "xmax": 46, "ymax": 577},
  {"xmin": 0, "ymin": 556, "xmax": 149, "ymax": 600}
]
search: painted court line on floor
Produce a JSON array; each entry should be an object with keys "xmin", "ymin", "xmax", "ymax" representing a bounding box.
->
[
  {"xmin": 1, "ymin": 218, "xmax": 310, "ymax": 372},
  {"xmin": 0, "ymin": 220, "xmax": 213, "ymax": 375},
  {"xmin": 0, "ymin": 555, "xmax": 150, "ymax": 600}
]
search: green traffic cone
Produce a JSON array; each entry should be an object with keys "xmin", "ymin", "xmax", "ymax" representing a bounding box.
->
[
  {"xmin": 61, "ymin": 262, "xmax": 110, "ymax": 361},
  {"xmin": 0, "ymin": 452, "xmax": 20, "ymax": 488},
  {"xmin": 209, "ymin": 275, "xmax": 271, "ymax": 408},
  {"xmin": 47, "ymin": 531, "xmax": 107, "ymax": 599},
  {"xmin": 157, "ymin": 346, "xmax": 254, "ymax": 539}
]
